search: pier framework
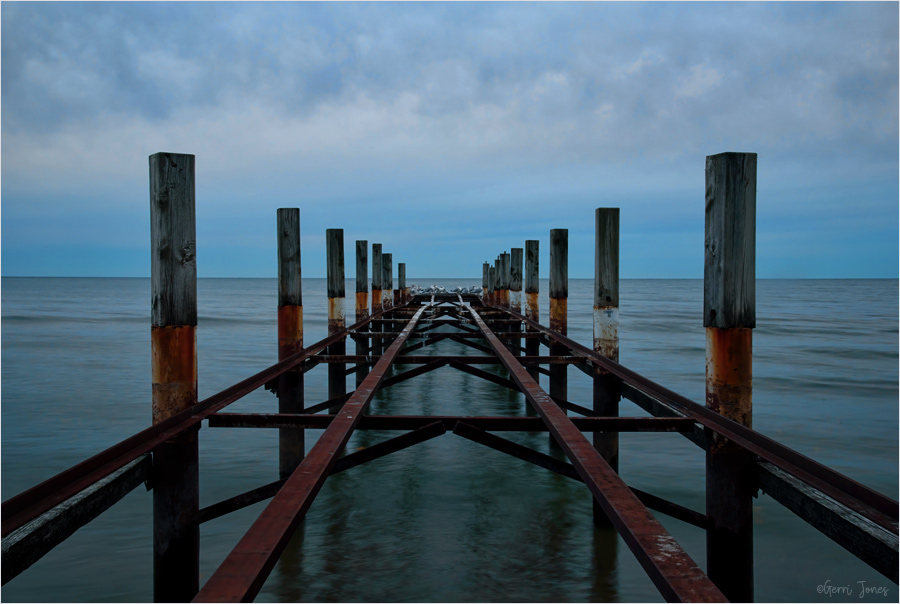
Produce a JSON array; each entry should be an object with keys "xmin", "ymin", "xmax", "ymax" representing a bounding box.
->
[{"xmin": 2, "ymin": 152, "xmax": 897, "ymax": 602}]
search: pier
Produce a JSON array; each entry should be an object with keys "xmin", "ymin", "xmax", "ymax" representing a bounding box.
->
[{"xmin": 2, "ymin": 152, "xmax": 897, "ymax": 602}]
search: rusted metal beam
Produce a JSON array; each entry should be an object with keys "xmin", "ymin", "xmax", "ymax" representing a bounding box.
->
[
  {"xmin": 466, "ymin": 306, "xmax": 725, "ymax": 603},
  {"xmin": 208, "ymin": 413, "xmax": 697, "ymax": 433},
  {"xmin": 198, "ymin": 422, "xmax": 446, "ymax": 525},
  {"xmin": 2, "ymin": 455, "xmax": 152, "ymax": 585},
  {"xmin": 313, "ymin": 355, "xmax": 581, "ymax": 365},
  {"xmin": 192, "ymin": 304, "xmax": 429, "ymax": 603},
  {"xmin": 452, "ymin": 422, "xmax": 708, "ymax": 530}
]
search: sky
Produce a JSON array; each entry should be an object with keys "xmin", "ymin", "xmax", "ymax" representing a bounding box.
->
[{"xmin": 1, "ymin": 1, "xmax": 897, "ymax": 279}]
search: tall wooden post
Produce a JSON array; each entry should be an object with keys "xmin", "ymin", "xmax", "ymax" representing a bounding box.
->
[
  {"xmin": 593, "ymin": 208, "xmax": 620, "ymax": 523},
  {"xmin": 499, "ymin": 252, "xmax": 510, "ymax": 308},
  {"xmin": 510, "ymin": 248, "xmax": 523, "ymax": 314},
  {"xmin": 482, "ymin": 262, "xmax": 489, "ymax": 302},
  {"xmin": 150, "ymin": 152, "xmax": 199, "ymax": 602},
  {"xmin": 326, "ymin": 229, "xmax": 346, "ymax": 413},
  {"xmin": 488, "ymin": 264, "xmax": 496, "ymax": 306},
  {"xmin": 704, "ymin": 152, "xmax": 756, "ymax": 602},
  {"xmin": 383, "ymin": 253, "xmax": 393, "ymax": 335},
  {"xmin": 355, "ymin": 240, "xmax": 369, "ymax": 388},
  {"xmin": 524, "ymin": 240, "xmax": 540, "ymax": 383},
  {"xmin": 383, "ymin": 253, "xmax": 392, "ymax": 311},
  {"xmin": 277, "ymin": 208, "xmax": 304, "ymax": 479},
  {"xmin": 371, "ymin": 244, "xmax": 383, "ymax": 356},
  {"xmin": 549, "ymin": 229, "xmax": 568, "ymax": 446},
  {"xmin": 399, "ymin": 263, "xmax": 408, "ymax": 304},
  {"xmin": 510, "ymin": 248, "xmax": 523, "ymax": 358}
]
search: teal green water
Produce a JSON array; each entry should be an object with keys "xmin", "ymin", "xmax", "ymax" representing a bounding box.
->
[{"xmin": 2, "ymin": 278, "xmax": 897, "ymax": 602}]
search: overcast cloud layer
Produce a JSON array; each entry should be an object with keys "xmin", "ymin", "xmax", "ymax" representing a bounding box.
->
[{"xmin": 2, "ymin": 2, "xmax": 897, "ymax": 278}]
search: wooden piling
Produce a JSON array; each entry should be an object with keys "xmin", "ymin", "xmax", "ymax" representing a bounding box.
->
[
  {"xmin": 383, "ymin": 253, "xmax": 392, "ymax": 312},
  {"xmin": 510, "ymin": 248, "xmax": 523, "ymax": 358},
  {"xmin": 277, "ymin": 208, "xmax": 304, "ymax": 479},
  {"xmin": 326, "ymin": 229, "xmax": 346, "ymax": 414},
  {"xmin": 549, "ymin": 229, "xmax": 567, "ymax": 446},
  {"xmin": 149, "ymin": 152, "xmax": 199, "ymax": 602},
  {"xmin": 371, "ymin": 244, "xmax": 383, "ymax": 355},
  {"xmin": 510, "ymin": 248, "xmax": 523, "ymax": 314},
  {"xmin": 355, "ymin": 240, "xmax": 369, "ymax": 388},
  {"xmin": 704, "ymin": 151, "xmax": 756, "ymax": 602},
  {"xmin": 524, "ymin": 240, "xmax": 540, "ymax": 382},
  {"xmin": 487, "ymin": 264, "xmax": 495, "ymax": 306},
  {"xmin": 499, "ymin": 252, "xmax": 510, "ymax": 308},
  {"xmin": 399, "ymin": 263, "xmax": 408, "ymax": 304},
  {"xmin": 593, "ymin": 208, "xmax": 620, "ymax": 524},
  {"xmin": 383, "ymin": 253, "xmax": 393, "ymax": 334},
  {"xmin": 482, "ymin": 262, "xmax": 489, "ymax": 301}
]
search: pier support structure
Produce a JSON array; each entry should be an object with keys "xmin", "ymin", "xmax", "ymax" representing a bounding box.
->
[
  {"xmin": 149, "ymin": 152, "xmax": 199, "ymax": 602},
  {"xmin": 277, "ymin": 208, "xmax": 305, "ymax": 478},
  {"xmin": 524, "ymin": 240, "xmax": 540, "ymax": 383},
  {"xmin": 356, "ymin": 240, "xmax": 369, "ymax": 387},
  {"xmin": 704, "ymin": 151, "xmax": 757, "ymax": 602},
  {"xmin": 549, "ymin": 229, "xmax": 568, "ymax": 446},
  {"xmin": 327, "ymin": 229, "xmax": 346, "ymax": 414},
  {"xmin": 593, "ymin": 208, "xmax": 620, "ymax": 524},
  {"xmin": 371, "ymin": 244, "xmax": 383, "ymax": 355}
]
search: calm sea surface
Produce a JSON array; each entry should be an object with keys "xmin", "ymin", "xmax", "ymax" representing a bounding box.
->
[{"xmin": 2, "ymin": 277, "xmax": 897, "ymax": 603}]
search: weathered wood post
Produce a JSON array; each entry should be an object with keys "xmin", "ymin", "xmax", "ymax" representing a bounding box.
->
[
  {"xmin": 395, "ymin": 262, "xmax": 403, "ymax": 307},
  {"xmin": 499, "ymin": 252, "xmax": 510, "ymax": 308},
  {"xmin": 510, "ymin": 248, "xmax": 523, "ymax": 358},
  {"xmin": 489, "ymin": 263, "xmax": 497, "ymax": 307},
  {"xmin": 524, "ymin": 240, "xmax": 540, "ymax": 383},
  {"xmin": 277, "ymin": 208, "xmax": 304, "ymax": 479},
  {"xmin": 704, "ymin": 152, "xmax": 756, "ymax": 602},
  {"xmin": 371, "ymin": 243, "xmax": 383, "ymax": 355},
  {"xmin": 510, "ymin": 248, "xmax": 523, "ymax": 314},
  {"xmin": 326, "ymin": 229, "xmax": 346, "ymax": 413},
  {"xmin": 482, "ymin": 262, "xmax": 489, "ymax": 302},
  {"xmin": 355, "ymin": 240, "xmax": 369, "ymax": 388},
  {"xmin": 383, "ymin": 253, "xmax": 392, "ymax": 312},
  {"xmin": 150, "ymin": 152, "xmax": 199, "ymax": 602},
  {"xmin": 549, "ymin": 229, "xmax": 568, "ymax": 446},
  {"xmin": 399, "ymin": 263, "xmax": 408, "ymax": 304},
  {"xmin": 383, "ymin": 253, "xmax": 393, "ymax": 335},
  {"xmin": 593, "ymin": 208, "xmax": 620, "ymax": 524}
]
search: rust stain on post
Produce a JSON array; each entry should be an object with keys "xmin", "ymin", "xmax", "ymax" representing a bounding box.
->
[
  {"xmin": 151, "ymin": 325, "xmax": 197, "ymax": 425},
  {"xmin": 277, "ymin": 306, "xmax": 303, "ymax": 360},
  {"xmin": 355, "ymin": 292, "xmax": 369, "ymax": 323},
  {"xmin": 549, "ymin": 298, "xmax": 567, "ymax": 336},
  {"xmin": 706, "ymin": 327, "xmax": 752, "ymax": 432},
  {"xmin": 526, "ymin": 292, "xmax": 539, "ymax": 322}
]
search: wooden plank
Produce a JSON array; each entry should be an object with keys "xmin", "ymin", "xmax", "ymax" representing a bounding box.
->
[
  {"xmin": 2, "ymin": 455, "xmax": 151, "ymax": 585},
  {"xmin": 757, "ymin": 462, "xmax": 898, "ymax": 583}
]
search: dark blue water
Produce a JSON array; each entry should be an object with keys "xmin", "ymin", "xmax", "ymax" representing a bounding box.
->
[{"xmin": 2, "ymin": 278, "xmax": 897, "ymax": 602}]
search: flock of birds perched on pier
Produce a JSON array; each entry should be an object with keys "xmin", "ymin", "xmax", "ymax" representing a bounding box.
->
[{"xmin": 407, "ymin": 284, "xmax": 481, "ymax": 295}]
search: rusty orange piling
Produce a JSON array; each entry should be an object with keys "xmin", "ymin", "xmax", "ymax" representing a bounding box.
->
[
  {"xmin": 326, "ymin": 229, "xmax": 346, "ymax": 414},
  {"xmin": 149, "ymin": 151, "xmax": 199, "ymax": 602},
  {"xmin": 704, "ymin": 151, "xmax": 757, "ymax": 602},
  {"xmin": 276, "ymin": 208, "xmax": 304, "ymax": 478}
]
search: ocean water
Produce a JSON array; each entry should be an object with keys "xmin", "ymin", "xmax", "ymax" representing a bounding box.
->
[{"xmin": 1, "ymin": 277, "xmax": 897, "ymax": 603}]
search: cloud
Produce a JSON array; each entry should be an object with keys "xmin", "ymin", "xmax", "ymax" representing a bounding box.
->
[
  {"xmin": 674, "ymin": 64, "xmax": 723, "ymax": 98},
  {"xmin": 1, "ymin": 2, "xmax": 897, "ymax": 277}
]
